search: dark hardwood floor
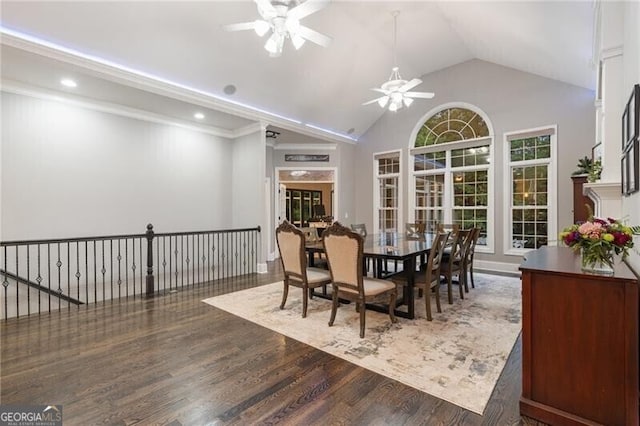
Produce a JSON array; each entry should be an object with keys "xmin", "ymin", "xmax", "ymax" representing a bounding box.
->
[{"xmin": 1, "ymin": 262, "xmax": 544, "ymax": 425}]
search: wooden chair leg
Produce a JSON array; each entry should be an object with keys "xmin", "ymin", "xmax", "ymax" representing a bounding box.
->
[
  {"xmin": 458, "ymin": 273, "xmax": 465, "ymax": 299},
  {"xmin": 470, "ymin": 265, "xmax": 475, "ymax": 288},
  {"xmin": 359, "ymin": 301, "xmax": 366, "ymax": 338},
  {"xmin": 447, "ymin": 275, "xmax": 453, "ymax": 304},
  {"xmin": 435, "ymin": 284, "xmax": 442, "ymax": 313},
  {"xmin": 302, "ymin": 285, "xmax": 308, "ymax": 318},
  {"xmin": 328, "ymin": 289, "xmax": 338, "ymax": 326},
  {"xmin": 280, "ymin": 279, "xmax": 289, "ymax": 310},
  {"xmin": 425, "ymin": 287, "xmax": 433, "ymax": 321},
  {"xmin": 388, "ymin": 292, "xmax": 397, "ymax": 323}
]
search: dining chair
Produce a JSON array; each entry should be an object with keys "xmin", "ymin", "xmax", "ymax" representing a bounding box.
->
[
  {"xmin": 438, "ymin": 223, "xmax": 460, "ymax": 234},
  {"xmin": 349, "ymin": 223, "xmax": 372, "ymax": 273},
  {"xmin": 276, "ymin": 220, "xmax": 332, "ymax": 318},
  {"xmin": 323, "ymin": 222, "xmax": 397, "ymax": 338},
  {"xmin": 440, "ymin": 229, "xmax": 471, "ymax": 303},
  {"xmin": 463, "ymin": 227, "xmax": 481, "ymax": 289},
  {"xmin": 405, "ymin": 222, "xmax": 426, "ymax": 238},
  {"xmin": 391, "ymin": 231, "xmax": 450, "ymax": 321},
  {"xmin": 350, "ymin": 223, "xmax": 367, "ymax": 237},
  {"xmin": 300, "ymin": 226, "xmax": 327, "ymax": 268}
]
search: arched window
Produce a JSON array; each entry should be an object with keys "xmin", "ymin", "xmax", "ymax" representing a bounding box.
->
[
  {"xmin": 415, "ymin": 107, "xmax": 490, "ymax": 147},
  {"xmin": 410, "ymin": 105, "xmax": 493, "ymax": 250}
]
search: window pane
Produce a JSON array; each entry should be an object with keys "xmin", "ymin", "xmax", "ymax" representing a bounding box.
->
[
  {"xmin": 414, "ymin": 152, "xmax": 446, "ymax": 171},
  {"xmin": 415, "ymin": 174, "xmax": 444, "ymax": 232}
]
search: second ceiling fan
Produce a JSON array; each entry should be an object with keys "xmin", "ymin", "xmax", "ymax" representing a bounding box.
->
[{"xmin": 364, "ymin": 11, "xmax": 435, "ymax": 112}]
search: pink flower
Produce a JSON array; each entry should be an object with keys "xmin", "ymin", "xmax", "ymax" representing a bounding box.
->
[{"xmin": 578, "ymin": 221, "xmax": 603, "ymax": 239}]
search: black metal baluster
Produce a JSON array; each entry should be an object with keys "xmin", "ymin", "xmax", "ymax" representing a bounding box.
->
[
  {"xmin": 169, "ymin": 236, "xmax": 173, "ymax": 290},
  {"xmin": 132, "ymin": 238, "xmax": 136, "ymax": 298},
  {"xmin": 181, "ymin": 235, "xmax": 184, "ymax": 287},
  {"xmin": 139, "ymin": 238, "xmax": 143, "ymax": 295},
  {"xmin": 75, "ymin": 242, "xmax": 81, "ymax": 309},
  {"xmin": 37, "ymin": 244, "xmax": 42, "ymax": 313},
  {"xmin": 110, "ymin": 239, "xmax": 114, "ymax": 302},
  {"xmin": 162, "ymin": 236, "xmax": 166, "ymax": 290},
  {"xmin": 156, "ymin": 236, "xmax": 160, "ymax": 291},
  {"xmin": 14, "ymin": 246, "xmax": 19, "ymax": 317},
  {"xmin": 85, "ymin": 241, "xmax": 89, "ymax": 305},
  {"xmin": 125, "ymin": 239, "xmax": 129, "ymax": 298},
  {"xmin": 47, "ymin": 244, "xmax": 52, "ymax": 312},
  {"xmin": 26, "ymin": 245, "xmax": 31, "ymax": 316},
  {"xmin": 145, "ymin": 224, "xmax": 154, "ymax": 297},
  {"xmin": 117, "ymin": 239, "xmax": 122, "ymax": 300},
  {"xmin": 93, "ymin": 241, "xmax": 97, "ymax": 304},
  {"xmin": 2, "ymin": 246, "xmax": 7, "ymax": 320},
  {"xmin": 56, "ymin": 243, "xmax": 62, "ymax": 311},
  {"xmin": 197, "ymin": 234, "xmax": 200, "ymax": 286},
  {"xmin": 66, "ymin": 243, "xmax": 70, "ymax": 310},
  {"xmin": 101, "ymin": 240, "xmax": 106, "ymax": 303},
  {"xmin": 192, "ymin": 234, "xmax": 195, "ymax": 286},
  {"xmin": 174, "ymin": 236, "xmax": 178, "ymax": 289},
  {"xmin": 207, "ymin": 233, "xmax": 211, "ymax": 283}
]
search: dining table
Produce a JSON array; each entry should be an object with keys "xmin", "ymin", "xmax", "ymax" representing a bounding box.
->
[{"xmin": 305, "ymin": 232, "xmax": 436, "ymax": 319}]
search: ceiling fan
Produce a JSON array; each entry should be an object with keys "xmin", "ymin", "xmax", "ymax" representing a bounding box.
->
[
  {"xmin": 363, "ymin": 11, "xmax": 434, "ymax": 112},
  {"xmin": 224, "ymin": 0, "xmax": 332, "ymax": 57}
]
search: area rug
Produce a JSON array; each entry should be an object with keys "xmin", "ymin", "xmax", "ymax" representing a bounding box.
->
[{"xmin": 202, "ymin": 273, "xmax": 521, "ymax": 415}]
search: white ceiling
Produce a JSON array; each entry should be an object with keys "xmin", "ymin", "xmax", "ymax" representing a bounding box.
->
[{"xmin": 0, "ymin": 1, "xmax": 596, "ymax": 144}]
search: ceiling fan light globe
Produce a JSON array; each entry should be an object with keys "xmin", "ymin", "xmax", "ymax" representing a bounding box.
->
[
  {"xmin": 377, "ymin": 97, "xmax": 389, "ymax": 108},
  {"xmin": 403, "ymin": 97, "xmax": 414, "ymax": 108},
  {"xmin": 265, "ymin": 33, "xmax": 283, "ymax": 54},
  {"xmin": 254, "ymin": 20, "xmax": 270, "ymax": 37},
  {"xmin": 291, "ymin": 34, "xmax": 306, "ymax": 50},
  {"xmin": 388, "ymin": 102, "xmax": 399, "ymax": 112}
]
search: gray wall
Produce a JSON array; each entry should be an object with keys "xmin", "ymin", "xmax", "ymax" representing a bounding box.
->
[
  {"xmin": 355, "ymin": 59, "xmax": 596, "ymax": 266},
  {"xmin": 1, "ymin": 91, "xmax": 235, "ymax": 240}
]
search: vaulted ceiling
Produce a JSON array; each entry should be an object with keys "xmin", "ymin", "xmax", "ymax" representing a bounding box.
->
[{"xmin": 0, "ymin": 1, "xmax": 596, "ymax": 144}]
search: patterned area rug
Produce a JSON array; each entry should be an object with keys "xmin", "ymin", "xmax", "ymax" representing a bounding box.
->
[{"xmin": 202, "ymin": 273, "xmax": 521, "ymax": 415}]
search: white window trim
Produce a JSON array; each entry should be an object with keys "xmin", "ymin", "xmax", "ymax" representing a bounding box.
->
[
  {"xmin": 408, "ymin": 103, "xmax": 495, "ymax": 254},
  {"xmin": 503, "ymin": 125, "xmax": 558, "ymax": 256},
  {"xmin": 373, "ymin": 149, "xmax": 403, "ymax": 235}
]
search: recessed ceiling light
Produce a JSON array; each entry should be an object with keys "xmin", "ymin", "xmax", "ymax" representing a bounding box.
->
[
  {"xmin": 194, "ymin": 112, "xmax": 205, "ymax": 120},
  {"xmin": 223, "ymin": 84, "xmax": 237, "ymax": 95},
  {"xmin": 60, "ymin": 78, "xmax": 77, "ymax": 88}
]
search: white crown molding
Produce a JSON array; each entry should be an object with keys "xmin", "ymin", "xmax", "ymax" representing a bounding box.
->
[
  {"xmin": 273, "ymin": 143, "xmax": 337, "ymax": 151},
  {"xmin": 1, "ymin": 79, "xmax": 237, "ymax": 138},
  {"xmin": 600, "ymin": 45, "xmax": 623, "ymax": 61},
  {"xmin": 232, "ymin": 122, "xmax": 264, "ymax": 139},
  {"xmin": 1, "ymin": 32, "xmax": 358, "ymax": 145}
]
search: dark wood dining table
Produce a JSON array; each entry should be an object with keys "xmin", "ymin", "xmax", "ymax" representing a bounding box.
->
[{"xmin": 305, "ymin": 232, "xmax": 436, "ymax": 319}]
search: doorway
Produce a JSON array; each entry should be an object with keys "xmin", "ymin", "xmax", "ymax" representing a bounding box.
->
[{"xmin": 274, "ymin": 167, "xmax": 337, "ymax": 229}]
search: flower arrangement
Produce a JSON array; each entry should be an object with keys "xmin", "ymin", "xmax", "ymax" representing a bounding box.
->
[{"xmin": 560, "ymin": 216, "xmax": 634, "ymax": 272}]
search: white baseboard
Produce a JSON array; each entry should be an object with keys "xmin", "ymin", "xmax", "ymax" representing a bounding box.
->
[
  {"xmin": 257, "ymin": 263, "xmax": 268, "ymax": 274},
  {"xmin": 474, "ymin": 260, "xmax": 521, "ymax": 275}
]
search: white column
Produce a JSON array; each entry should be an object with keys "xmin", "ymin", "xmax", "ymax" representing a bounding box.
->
[{"xmin": 584, "ymin": 1, "xmax": 624, "ymax": 218}]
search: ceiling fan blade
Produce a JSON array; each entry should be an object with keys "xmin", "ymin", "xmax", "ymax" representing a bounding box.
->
[
  {"xmin": 223, "ymin": 22, "xmax": 258, "ymax": 32},
  {"xmin": 398, "ymin": 78, "xmax": 422, "ymax": 92},
  {"xmin": 371, "ymin": 87, "xmax": 390, "ymax": 95},
  {"xmin": 363, "ymin": 97, "xmax": 384, "ymax": 106},
  {"xmin": 405, "ymin": 91, "xmax": 435, "ymax": 99},
  {"xmin": 296, "ymin": 25, "xmax": 332, "ymax": 47},
  {"xmin": 254, "ymin": 0, "xmax": 277, "ymax": 19},
  {"xmin": 288, "ymin": 0, "xmax": 329, "ymax": 20}
]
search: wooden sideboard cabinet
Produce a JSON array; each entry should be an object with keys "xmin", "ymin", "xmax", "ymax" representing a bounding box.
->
[{"xmin": 520, "ymin": 246, "xmax": 638, "ymax": 426}]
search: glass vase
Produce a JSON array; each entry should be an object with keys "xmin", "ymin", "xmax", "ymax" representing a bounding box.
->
[{"xmin": 580, "ymin": 248, "xmax": 615, "ymax": 276}]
